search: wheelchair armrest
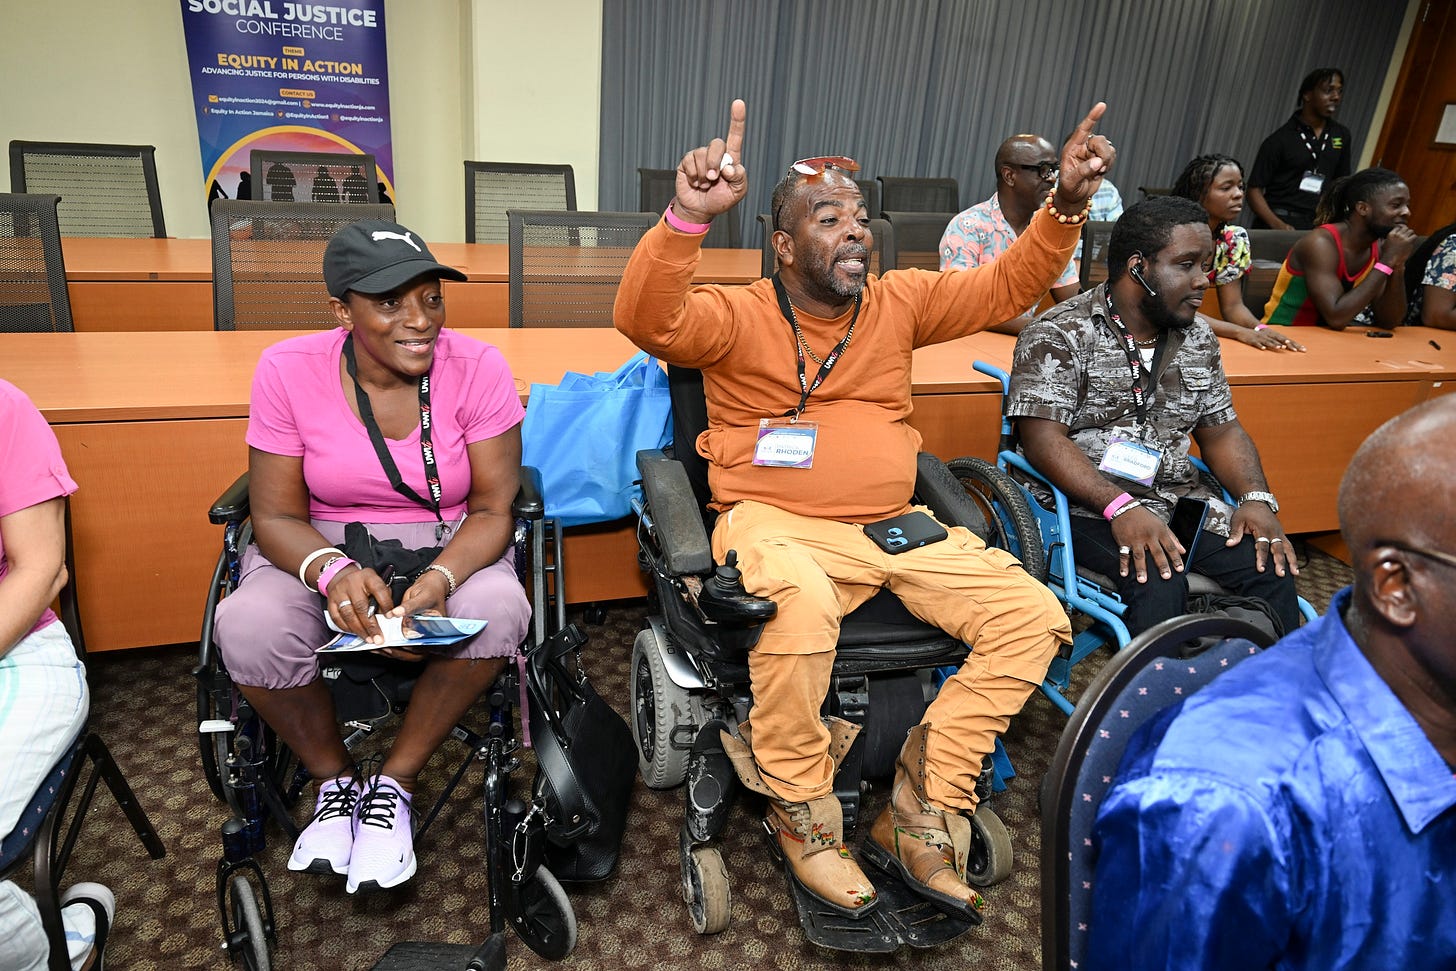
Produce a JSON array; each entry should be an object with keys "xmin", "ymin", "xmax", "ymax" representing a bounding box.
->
[
  {"xmin": 209, "ymin": 472, "xmax": 250, "ymax": 525},
  {"xmin": 637, "ymin": 449, "xmax": 714, "ymax": 576},
  {"xmin": 514, "ymin": 466, "xmax": 545, "ymax": 520},
  {"xmin": 914, "ymin": 452, "xmax": 987, "ymax": 531}
]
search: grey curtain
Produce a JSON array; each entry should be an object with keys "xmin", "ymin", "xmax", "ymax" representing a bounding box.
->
[{"xmin": 598, "ymin": 0, "xmax": 1407, "ymax": 248}]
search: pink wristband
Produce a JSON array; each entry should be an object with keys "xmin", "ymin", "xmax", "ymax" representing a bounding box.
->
[
  {"xmin": 1254, "ymin": 324, "xmax": 1269, "ymax": 331},
  {"xmin": 1103, "ymin": 492, "xmax": 1135, "ymax": 521},
  {"xmin": 663, "ymin": 203, "xmax": 711, "ymax": 235},
  {"xmin": 316, "ymin": 556, "xmax": 358, "ymax": 596},
  {"xmin": 1373, "ymin": 261, "xmax": 1394, "ymax": 276}
]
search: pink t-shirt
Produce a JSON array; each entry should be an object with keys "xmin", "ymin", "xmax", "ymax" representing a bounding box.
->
[
  {"xmin": 246, "ymin": 328, "xmax": 525, "ymax": 523},
  {"xmin": 0, "ymin": 379, "xmax": 79, "ymax": 636}
]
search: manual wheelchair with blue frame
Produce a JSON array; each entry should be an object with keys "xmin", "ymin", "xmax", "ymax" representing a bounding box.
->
[
  {"xmin": 967, "ymin": 361, "xmax": 1316, "ymax": 715},
  {"xmin": 623, "ymin": 365, "xmax": 1049, "ymax": 952},
  {"xmin": 194, "ymin": 467, "xmax": 580, "ymax": 971}
]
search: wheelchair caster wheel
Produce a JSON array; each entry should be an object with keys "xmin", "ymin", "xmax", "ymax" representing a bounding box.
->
[
  {"xmin": 966, "ymin": 807, "xmax": 1013, "ymax": 887},
  {"xmin": 681, "ymin": 844, "xmax": 731, "ymax": 934},
  {"xmin": 225, "ymin": 873, "xmax": 272, "ymax": 971},
  {"xmin": 509, "ymin": 867, "xmax": 578, "ymax": 961}
]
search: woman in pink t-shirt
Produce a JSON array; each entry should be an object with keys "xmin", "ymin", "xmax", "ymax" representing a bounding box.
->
[{"xmin": 212, "ymin": 221, "xmax": 529, "ymax": 895}]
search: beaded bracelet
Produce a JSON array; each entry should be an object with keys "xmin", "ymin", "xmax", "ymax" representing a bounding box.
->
[
  {"xmin": 1044, "ymin": 194, "xmax": 1093, "ymax": 226},
  {"xmin": 424, "ymin": 563, "xmax": 458, "ymax": 597}
]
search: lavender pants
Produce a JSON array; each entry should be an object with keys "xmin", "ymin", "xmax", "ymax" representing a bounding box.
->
[{"xmin": 214, "ymin": 520, "xmax": 530, "ymax": 690}]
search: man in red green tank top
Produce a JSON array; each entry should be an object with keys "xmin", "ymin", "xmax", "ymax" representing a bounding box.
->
[{"xmin": 1261, "ymin": 168, "xmax": 1417, "ymax": 329}]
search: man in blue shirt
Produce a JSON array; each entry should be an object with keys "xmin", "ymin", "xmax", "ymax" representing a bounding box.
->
[{"xmin": 1085, "ymin": 395, "xmax": 1456, "ymax": 969}]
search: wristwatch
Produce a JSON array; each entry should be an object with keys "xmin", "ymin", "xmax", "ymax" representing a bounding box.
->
[{"xmin": 1238, "ymin": 491, "xmax": 1279, "ymax": 514}]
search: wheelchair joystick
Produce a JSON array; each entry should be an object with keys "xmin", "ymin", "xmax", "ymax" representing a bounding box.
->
[{"xmin": 697, "ymin": 550, "xmax": 778, "ymax": 626}]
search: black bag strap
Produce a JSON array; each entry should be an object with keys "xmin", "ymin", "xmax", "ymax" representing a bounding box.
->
[{"xmin": 525, "ymin": 625, "xmax": 596, "ymax": 836}]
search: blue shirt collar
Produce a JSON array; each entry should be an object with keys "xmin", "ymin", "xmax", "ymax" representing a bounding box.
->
[{"xmin": 1315, "ymin": 587, "xmax": 1456, "ymax": 833}]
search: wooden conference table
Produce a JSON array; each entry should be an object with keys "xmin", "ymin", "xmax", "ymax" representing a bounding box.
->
[
  {"xmin": 3, "ymin": 325, "xmax": 1450, "ymax": 652},
  {"xmin": 56, "ymin": 237, "xmax": 763, "ymax": 331}
]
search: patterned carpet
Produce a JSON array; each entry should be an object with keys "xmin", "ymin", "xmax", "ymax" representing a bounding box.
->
[{"xmin": 25, "ymin": 544, "xmax": 1350, "ymax": 970}]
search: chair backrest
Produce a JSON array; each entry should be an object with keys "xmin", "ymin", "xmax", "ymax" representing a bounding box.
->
[
  {"xmin": 0, "ymin": 193, "xmax": 73, "ymax": 333},
  {"xmin": 1040, "ymin": 613, "xmax": 1275, "ymax": 971},
  {"xmin": 1247, "ymin": 228, "xmax": 1304, "ymax": 265},
  {"xmin": 9, "ymin": 140, "xmax": 166, "ymax": 238},
  {"xmin": 1078, "ymin": 220, "xmax": 1117, "ymax": 291},
  {"xmin": 856, "ymin": 179, "xmax": 881, "ymax": 220},
  {"xmin": 210, "ymin": 199, "xmax": 395, "ymax": 331},
  {"xmin": 877, "ymin": 176, "xmax": 959, "ymax": 213},
  {"xmin": 249, "ymin": 150, "xmax": 379, "ymax": 206},
  {"xmin": 466, "ymin": 162, "xmax": 576, "ymax": 244},
  {"xmin": 507, "ymin": 209, "xmax": 656, "ymax": 327},
  {"xmin": 636, "ymin": 167, "xmax": 742, "ymax": 249},
  {"xmin": 1137, "ymin": 185, "xmax": 1172, "ymax": 200},
  {"xmin": 881, "ymin": 211, "xmax": 956, "ymax": 271},
  {"xmin": 755, "ymin": 213, "xmax": 891, "ymax": 279}
]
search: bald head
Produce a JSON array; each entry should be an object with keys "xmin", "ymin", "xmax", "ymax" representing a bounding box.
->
[
  {"xmin": 1339, "ymin": 396, "xmax": 1456, "ymax": 559},
  {"xmin": 995, "ymin": 135, "xmax": 1056, "ymax": 184}
]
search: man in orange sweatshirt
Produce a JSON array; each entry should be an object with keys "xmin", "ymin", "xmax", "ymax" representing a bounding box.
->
[{"xmin": 615, "ymin": 99, "xmax": 1114, "ymax": 921}]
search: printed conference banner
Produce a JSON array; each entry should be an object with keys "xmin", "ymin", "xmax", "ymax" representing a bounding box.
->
[{"xmin": 180, "ymin": 0, "xmax": 393, "ymax": 206}]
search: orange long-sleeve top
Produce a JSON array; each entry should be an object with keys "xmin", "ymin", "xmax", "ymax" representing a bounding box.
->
[{"xmin": 614, "ymin": 209, "xmax": 1081, "ymax": 523}]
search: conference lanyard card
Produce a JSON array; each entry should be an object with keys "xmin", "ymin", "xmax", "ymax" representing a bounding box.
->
[
  {"xmin": 753, "ymin": 418, "xmax": 817, "ymax": 468},
  {"xmin": 1100, "ymin": 437, "xmax": 1162, "ymax": 486},
  {"xmin": 1298, "ymin": 171, "xmax": 1325, "ymax": 195}
]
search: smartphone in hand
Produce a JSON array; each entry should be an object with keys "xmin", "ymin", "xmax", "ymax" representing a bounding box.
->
[{"xmin": 1170, "ymin": 497, "xmax": 1210, "ymax": 566}]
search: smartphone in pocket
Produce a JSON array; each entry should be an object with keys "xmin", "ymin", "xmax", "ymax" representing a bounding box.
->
[
  {"xmin": 1170, "ymin": 497, "xmax": 1210, "ymax": 565},
  {"xmin": 864, "ymin": 511, "xmax": 949, "ymax": 554}
]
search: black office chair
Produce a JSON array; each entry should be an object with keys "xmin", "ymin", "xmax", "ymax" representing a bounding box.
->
[
  {"xmin": 637, "ymin": 167, "xmax": 742, "ymax": 249},
  {"xmin": 1077, "ymin": 220, "xmax": 1117, "ymax": 291},
  {"xmin": 1040, "ymin": 613, "xmax": 1274, "ymax": 971},
  {"xmin": 878, "ymin": 176, "xmax": 958, "ymax": 213},
  {"xmin": 755, "ymin": 213, "xmax": 891, "ymax": 279},
  {"xmin": 0, "ymin": 193, "xmax": 73, "ymax": 332},
  {"xmin": 466, "ymin": 162, "xmax": 576, "ymax": 244},
  {"xmin": 209, "ymin": 199, "xmax": 395, "ymax": 331},
  {"xmin": 9, "ymin": 141, "xmax": 166, "ymax": 238},
  {"xmin": 0, "ymin": 500, "xmax": 167, "ymax": 971},
  {"xmin": 880, "ymin": 211, "xmax": 956, "ymax": 271},
  {"xmin": 1136, "ymin": 185, "xmax": 1172, "ymax": 201},
  {"xmin": 506, "ymin": 209, "xmax": 656, "ymax": 327},
  {"xmin": 856, "ymin": 179, "xmax": 881, "ymax": 220},
  {"xmin": 249, "ymin": 150, "xmax": 379, "ymax": 206}
]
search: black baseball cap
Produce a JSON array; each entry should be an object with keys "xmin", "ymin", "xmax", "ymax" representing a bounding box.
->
[{"xmin": 323, "ymin": 219, "xmax": 467, "ymax": 298}]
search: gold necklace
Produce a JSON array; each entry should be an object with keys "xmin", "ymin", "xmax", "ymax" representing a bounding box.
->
[{"xmin": 786, "ymin": 298, "xmax": 857, "ymax": 366}]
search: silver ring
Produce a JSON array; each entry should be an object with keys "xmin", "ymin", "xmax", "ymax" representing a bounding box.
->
[
  {"xmin": 1118, "ymin": 546, "xmax": 1131, "ymax": 555},
  {"xmin": 1270, "ymin": 537, "xmax": 1284, "ymax": 545},
  {"xmin": 1255, "ymin": 537, "xmax": 1271, "ymax": 544},
  {"xmin": 337, "ymin": 599, "xmax": 353, "ymax": 608}
]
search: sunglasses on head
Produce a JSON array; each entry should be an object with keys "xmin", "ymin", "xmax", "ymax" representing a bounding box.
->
[
  {"xmin": 773, "ymin": 156, "xmax": 862, "ymax": 230},
  {"xmin": 1014, "ymin": 161, "xmax": 1060, "ymax": 181}
]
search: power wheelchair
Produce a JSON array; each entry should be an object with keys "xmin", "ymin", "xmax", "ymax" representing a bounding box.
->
[
  {"xmin": 194, "ymin": 467, "xmax": 579, "ymax": 971},
  {"xmin": 969, "ymin": 361, "xmax": 1316, "ymax": 715},
  {"xmin": 625, "ymin": 366, "xmax": 1047, "ymax": 952}
]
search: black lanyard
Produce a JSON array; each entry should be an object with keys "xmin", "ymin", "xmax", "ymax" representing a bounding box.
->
[
  {"xmin": 772, "ymin": 273, "xmax": 862, "ymax": 420},
  {"xmin": 1104, "ymin": 292, "xmax": 1161, "ymax": 427},
  {"xmin": 1297, "ymin": 126, "xmax": 1329, "ymax": 168},
  {"xmin": 342, "ymin": 336, "xmax": 446, "ymax": 535}
]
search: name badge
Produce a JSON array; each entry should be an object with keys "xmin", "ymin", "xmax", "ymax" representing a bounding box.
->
[
  {"xmin": 753, "ymin": 418, "xmax": 818, "ymax": 468},
  {"xmin": 1298, "ymin": 171, "xmax": 1325, "ymax": 195},
  {"xmin": 1099, "ymin": 437, "xmax": 1162, "ymax": 486}
]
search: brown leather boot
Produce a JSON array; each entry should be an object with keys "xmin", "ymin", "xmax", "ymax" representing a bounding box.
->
[
  {"xmin": 864, "ymin": 724, "xmax": 986, "ymax": 921},
  {"xmin": 721, "ymin": 718, "xmax": 879, "ymax": 917}
]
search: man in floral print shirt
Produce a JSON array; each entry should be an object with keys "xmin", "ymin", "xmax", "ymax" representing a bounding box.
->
[{"xmin": 1005, "ymin": 196, "xmax": 1300, "ymax": 636}]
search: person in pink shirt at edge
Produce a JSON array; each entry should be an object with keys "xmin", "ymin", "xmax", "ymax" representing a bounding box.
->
[
  {"xmin": 212, "ymin": 220, "xmax": 530, "ymax": 895},
  {"xmin": 0, "ymin": 379, "xmax": 116, "ymax": 971}
]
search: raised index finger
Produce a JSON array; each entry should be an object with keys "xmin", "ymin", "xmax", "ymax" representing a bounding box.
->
[
  {"xmin": 724, "ymin": 99, "xmax": 747, "ymax": 160},
  {"xmin": 1070, "ymin": 101, "xmax": 1107, "ymax": 144}
]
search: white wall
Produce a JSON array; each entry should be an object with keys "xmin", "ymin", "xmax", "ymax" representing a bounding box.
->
[{"xmin": 0, "ymin": 0, "xmax": 603, "ymax": 242}]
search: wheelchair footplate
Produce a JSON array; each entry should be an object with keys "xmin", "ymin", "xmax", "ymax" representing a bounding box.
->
[
  {"xmin": 779, "ymin": 846, "xmax": 979, "ymax": 952},
  {"xmin": 369, "ymin": 940, "xmax": 499, "ymax": 971}
]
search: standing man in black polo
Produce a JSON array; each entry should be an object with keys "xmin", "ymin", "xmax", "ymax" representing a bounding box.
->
[{"xmin": 1247, "ymin": 68, "xmax": 1353, "ymax": 231}]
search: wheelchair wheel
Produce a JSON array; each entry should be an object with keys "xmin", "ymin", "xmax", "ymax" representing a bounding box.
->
[
  {"xmin": 512, "ymin": 866, "xmax": 578, "ymax": 961},
  {"xmin": 198, "ymin": 666, "xmax": 233, "ymax": 803},
  {"xmin": 966, "ymin": 806, "xmax": 1013, "ymax": 887},
  {"xmin": 681, "ymin": 844, "xmax": 731, "ymax": 934},
  {"xmin": 947, "ymin": 457, "xmax": 1047, "ymax": 583},
  {"xmin": 631, "ymin": 627, "xmax": 694, "ymax": 788},
  {"xmin": 226, "ymin": 873, "xmax": 272, "ymax": 971}
]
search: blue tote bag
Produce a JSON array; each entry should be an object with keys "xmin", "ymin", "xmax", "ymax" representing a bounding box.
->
[{"xmin": 521, "ymin": 351, "xmax": 673, "ymax": 526}]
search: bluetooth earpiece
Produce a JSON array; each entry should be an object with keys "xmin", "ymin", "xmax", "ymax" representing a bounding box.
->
[{"xmin": 1130, "ymin": 258, "xmax": 1159, "ymax": 298}]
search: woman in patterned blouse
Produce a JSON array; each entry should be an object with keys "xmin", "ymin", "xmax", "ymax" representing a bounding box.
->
[{"xmin": 1173, "ymin": 154, "xmax": 1304, "ymax": 351}]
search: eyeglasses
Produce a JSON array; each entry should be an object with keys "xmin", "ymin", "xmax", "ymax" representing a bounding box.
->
[
  {"xmin": 1014, "ymin": 161, "xmax": 1060, "ymax": 181},
  {"xmin": 1388, "ymin": 542, "xmax": 1456, "ymax": 571},
  {"xmin": 773, "ymin": 156, "xmax": 862, "ymax": 230},
  {"xmin": 790, "ymin": 155, "xmax": 860, "ymax": 177}
]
